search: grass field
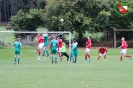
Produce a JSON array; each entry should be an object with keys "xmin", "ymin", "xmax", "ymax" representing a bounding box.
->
[{"xmin": 0, "ymin": 48, "xmax": 133, "ymax": 88}]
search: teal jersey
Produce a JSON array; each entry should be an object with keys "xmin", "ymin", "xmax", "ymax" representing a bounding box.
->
[
  {"xmin": 50, "ymin": 39, "xmax": 58, "ymax": 50},
  {"xmin": 14, "ymin": 41, "xmax": 21, "ymax": 51},
  {"xmin": 43, "ymin": 34, "xmax": 48, "ymax": 43},
  {"xmin": 72, "ymin": 42, "xmax": 78, "ymax": 52}
]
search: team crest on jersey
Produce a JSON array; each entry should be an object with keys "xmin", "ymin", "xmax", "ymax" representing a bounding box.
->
[{"xmin": 114, "ymin": 0, "xmax": 132, "ymax": 16}]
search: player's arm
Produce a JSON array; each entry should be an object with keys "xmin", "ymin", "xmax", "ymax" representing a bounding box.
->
[{"xmin": 118, "ymin": 44, "xmax": 124, "ymax": 48}]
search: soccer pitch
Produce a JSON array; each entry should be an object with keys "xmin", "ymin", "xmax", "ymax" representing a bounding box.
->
[{"xmin": 0, "ymin": 48, "xmax": 133, "ymax": 88}]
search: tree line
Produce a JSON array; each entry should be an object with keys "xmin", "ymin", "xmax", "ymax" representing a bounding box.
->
[{"xmin": 0, "ymin": 0, "xmax": 133, "ymax": 46}]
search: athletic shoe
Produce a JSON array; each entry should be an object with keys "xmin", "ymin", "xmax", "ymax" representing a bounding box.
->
[
  {"xmin": 14, "ymin": 62, "xmax": 16, "ymax": 64},
  {"xmin": 38, "ymin": 56, "xmax": 40, "ymax": 60},
  {"xmin": 34, "ymin": 51, "xmax": 36, "ymax": 54},
  {"xmin": 130, "ymin": 56, "xmax": 132, "ymax": 60},
  {"xmin": 104, "ymin": 59, "xmax": 106, "ymax": 61},
  {"xmin": 89, "ymin": 58, "xmax": 92, "ymax": 62},
  {"xmin": 42, "ymin": 54, "xmax": 45, "ymax": 56},
  {"xmin": 84, "ymin": 60, "xmax": 87, "ymax": 62}
]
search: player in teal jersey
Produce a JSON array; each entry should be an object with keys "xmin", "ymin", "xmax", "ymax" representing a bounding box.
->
[
  {"xmin": 71, "ymin": 40, "xmax": 78, "ymax": 63},
  {"xmin": 50, "ymin": 36, "xmax": 58, "ymax": 63},
  {"xmin": 42, "ymin": 30, "xmax": 49, "ymax": 57},
  {"xmin": 13, "ymin": 38, "xmax": 22, "ymax": 64}
]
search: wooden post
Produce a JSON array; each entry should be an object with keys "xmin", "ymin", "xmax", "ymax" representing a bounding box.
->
[{"xmin": 113, "ymin": 28, "xmax": 116, "ymax": 48}]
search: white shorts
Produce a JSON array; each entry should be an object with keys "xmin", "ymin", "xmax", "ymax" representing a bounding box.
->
[
  {"xmin": 100, "ymin": 53, "xmax": 106, "ymax": 56},
  {"xmin": 85, "ymin": 48, "xmax": 91, "ymax": 53},
  {"xmin": 57, "ymin": 47, "xmax": 62, "ymax": 52},
  {"xmin": 38, "ymin": 43, "xmax": 44, "ymax": 49},
  {"xmin": 121, "ymin": 49, "xmax": 127, "ymax": 54}
]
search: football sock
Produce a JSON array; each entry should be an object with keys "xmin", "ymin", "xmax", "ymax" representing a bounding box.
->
[
  {"xmin": 87, "ymin": 54, "xmax": 90, "ymax": 58},
  {"xmin": 120, "ymin": 56, "xmax": 122, "ymax": 61},
  {"xmin": 42, "ymin": 50, "xmax": 45, "ymax": 55},
  {"xmin": 125, "ymin": 55, "xmax": 131, "ymax": 58},
  {"xmin": 104, "ymin": 55, "xmax": 106, "ymax": 59},
  {"xmin": 97, "ymin": 56, "xmax": 100, "ymax": 60},
  {"xmin": 14, "ymin": 57, "xmax": 16, "ymax": 62},
  {"xmin": 38, "ymin": 51, "xmax": 41, "ymax": 56},
  {"xmin": 18, "ymin": 58, "xmax": 20, "ymax": 64},
  {"xmin": 55, "ymin": 56, "xmax": 57, "ymax": 63},
  {"xmin": 46, "ymin": 50, "xmax": 48, "ymax": 54},
  {"xmin": 85, "ymin": 54, "xmax": 87, "ymax": 60},
  {"xmin": 70, "ymin": 55, "xmax": 72, "ymax": 61},
  {"xmin": 51, "ymin": 55, "xmax": 53, "ymax": 59}
]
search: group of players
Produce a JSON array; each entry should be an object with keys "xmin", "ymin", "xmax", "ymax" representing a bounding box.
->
[{"xmin": 13, "ymin": 31, "xmax": 132, "ymax": 64}]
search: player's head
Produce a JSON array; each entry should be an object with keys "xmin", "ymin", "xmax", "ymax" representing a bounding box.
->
[
  {"xmin": 121, "ymin": 37, "xmax": 125, "ymax": 41},
  {"xmin": 45, "ymin": 30, "xmax": 48, "ymax": 34},
  {"xmin": 88, "ymin": 36, "xmax": 91, "ymax": 40},
  {"xmin": 53, "ymin": 36, "xmax": 56, "ymax": 39},
  {"xmin": 16, "ymin": 38, "xmax": 20, "ymax": 41},
  {"xmin": 101, "ymin": 46, "xmax": 103, "ymax": 48},
  {"xmin": 38, "ymin": 33, "xmax": 41, "ymax": 36}
]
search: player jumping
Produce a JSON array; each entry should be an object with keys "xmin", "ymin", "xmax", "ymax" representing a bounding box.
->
[
  {"xmin": 42, "ymin": 30, "xmax": 49, "ymax": 57},
  {"xmin": 35, "ymin": 33, "xmax": 44, "ymax": 60},
  {"xmin": 57, "ymin": 37, "xmax": 63, "ymax": 58}
]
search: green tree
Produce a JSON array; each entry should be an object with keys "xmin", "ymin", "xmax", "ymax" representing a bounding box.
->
[
  {"xmin": 45, "ymin": 0, "xmax": 112, "ymax": 46},
  {"xmin": 10, "ymin": 9, "xmax": 45, "ymax": 39}
]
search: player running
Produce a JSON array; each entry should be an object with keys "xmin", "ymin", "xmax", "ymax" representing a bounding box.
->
[
  {"xmin": 42, "ymin": 30, "xmax": 49, "ymax": 57},
  {"xmin": 13, "ymin": 38, "xmax": 22, "ymax": 64},
  {"xmin": 118, "ymin": 37, "xmax": 132, "ymax": 61},
  {"xmin": 50, "ymin": 36, "xmax": 58, "ymax": 63},
  {"xmin": 71, "ymin": 40, "xmax": 78, "ymax": 63},
  {"xmin": 97, "ymin": 46, "xmax": 107, "ymax": 61},
  {"xmin": 57, "ymin": 37, "xmax": 63, "ymax": 58},
  {"xmin": 35, "ymin": 33, "xmax": 44, "ymax": 60},
  {"xmin": 84, "ymin": 36, "xmax": 92, "ymax": 62}
]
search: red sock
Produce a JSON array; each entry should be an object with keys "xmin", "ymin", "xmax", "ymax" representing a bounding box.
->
[
  {"xmin": 120, "ymin": 56, "xmax": 122, "ymax": 61},
  {"xmin": 125, "ymin": 55, "xmax": 131, "ymax": 58},
  {"xmin": 97, "ymin": 56, "xmax": 100, "ymax": 60},
  {"xmin": 58, "ymin": 52, "xmax": 61, "ymax": 57},
  {"xmin": 85, "ymin": 54, "xmax": 87, "ymax": 60},
  {"xmin": 38, "ymin": 51, "xmax": 41, "ymax": 56},
  {"xmin": 87, "ymin": 54, "xmax": 90, "ymax": 58},
  {"xmin": 104, "ymin": 55, "xmax": 106, "ymax": 59}
]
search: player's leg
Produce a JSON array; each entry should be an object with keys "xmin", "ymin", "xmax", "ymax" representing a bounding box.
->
[
  {"xmin": 60, "ymin": 52, "xmax": 64, "ymax": 61},
  {"xmin": 104, "ymin": 53, "xmax": 106, "ymax": 61},
  {"xmin": 63, "ymin": 52, "xmax": 69, "ymax": 61},
  {"xmin": 57, "ymin": 48, "xmax": 62, "ymax": 58},
  {"xmin": 123, "ymin": 49, "xmax": 132, "ymax": 60},
  {"xmin": 51, "ymin": 50, "xmax": 54, "ymax": 63},
  {"xmin": 17, "ymin": 50, "xmax": 21, "ymax": 64},
  {"xmin": 42, "ymin": 47, "xmax": 45, "ymax": 56},
  {"xmin": 14, "ymin": 51, "xmax": 17, "ymax": 64},
  {"xmin": 120, "ymin": 50, "xmax": 123, "ymax": 61},
  {"xmin": 45, "ymin": 45, "xmax": 49, "ymax": 57},
  {"xmin": 38, "ymin": 43, "xmax": 44, "ymax": 60},
  {"xmin": 97, "ymin": 54, "xmax": 102, "ymax": 61},
  {"xmin": 54, "ymin": 50, "xmax": 58, "ymax": 63},
  {"xmin": 84, "ymin": 48, "xmax": 91, "ymax": 62}
]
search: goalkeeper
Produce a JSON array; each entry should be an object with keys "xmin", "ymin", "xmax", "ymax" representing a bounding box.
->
[{"xmin": 60, "ymin": 42, "xmax": 69, "ymax": 61}]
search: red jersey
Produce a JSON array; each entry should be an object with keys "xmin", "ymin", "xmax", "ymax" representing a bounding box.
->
[
  {"xmin": 37, "ymin": 35, "xmax": 44, "ymax": 43},
  {"xmin": 121, "ymin": 40, "xmax": 128, "ymax": 49},
  {"xmin": 86, "ymin": 39, "xmax": 91, "ymax": 49},
  {"xmin": 58, "ymin": 39, "xmax": 63, "ymax": 48},
  {"xmin": 99, "ymin": 47, "xmax": 107, "ymax": 54}
]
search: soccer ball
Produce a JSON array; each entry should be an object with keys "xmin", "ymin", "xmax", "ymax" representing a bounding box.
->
[{"xmin": 60, "ymin": 18, "xmax": 64, "ymax": 22}]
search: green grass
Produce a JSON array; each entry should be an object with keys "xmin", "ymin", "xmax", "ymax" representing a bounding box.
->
[{"xmin": 0, "ymin": 48, "xmax": 133, "ymax": 88}]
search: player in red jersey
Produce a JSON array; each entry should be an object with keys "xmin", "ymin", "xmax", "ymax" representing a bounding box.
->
[
  {"xmin": 84, "ymin": 36, "xmax": 92, "ymax": 62},
  {"xmin": 57, "ymin": 37, "xmax": 63, "ymax": 58},
  {"xmin": 35, "ymin": 33, "xmax": 44, "ymax": 60},
  {"xmin": 118, "ymin": 37, "xmax": 132, "ymax": 61},
  {"xmin": 97, "ymin": 46, "xmax": 107, "ymax": 61}
]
